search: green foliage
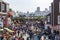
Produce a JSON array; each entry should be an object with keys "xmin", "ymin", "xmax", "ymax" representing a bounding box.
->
[
  {"xmin": 19, "ymin": 18, "xmax": 26, "ymax": 22},
  {"xmin": 38, "ymin": 16, "xmax": 46, "ymax": 19}
]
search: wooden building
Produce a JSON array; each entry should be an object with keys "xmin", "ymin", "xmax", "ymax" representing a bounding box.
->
[
  {"xmin": 46, "ymin": 0, "xmax": 60, "ymax": 30},
  {"xmin": 0, "ymin": 0, "xmax": 14, "ymax": 27}
]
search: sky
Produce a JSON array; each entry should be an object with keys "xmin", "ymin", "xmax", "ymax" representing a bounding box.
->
[{"xmin": 3, "ymin": 0, "xmax": 53, "ymax": 12}]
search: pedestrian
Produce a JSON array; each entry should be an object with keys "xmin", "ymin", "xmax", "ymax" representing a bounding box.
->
[
  {"xmin": 38, "ymin": 32, "xmax": 42, "ymax": 40},
  {"xmin": 50, "ymin": 30, "xmax": 56, "ymax": 40},
  {"xmin": 40, "ymin": 35, "xmax": 46, "ymax": 40},
  {"xmin": 21, "ymin": 38, "xmax": 24, "ymax": 40},
  {"xmin": 22, "ymin": 33, "xmax": 29, "ymax": 40},
  {"xmin": 55, "ymin": 31, "xmax": 60, "ymax": 40},
  {"xmin": 33, "ymin": 34, "xmax": 39, "ymax": 40},
  {"xmin": 18, "ymin": 37, "xmax": 21, "ymax": 40},
  {"xmin": 18, "ymin": 31, "xmax": 20, "ymax": 36},
  {"xmin": 46, "ymin": 26, "xmax": 51, "ymax": 35},
  {"xmin": 28, "ymin": 30, "xmax": 33, "ymax": 39},
  {"xmin": 11, "ymin": 21, "xmax": 15, "ymax": 30},
  {"xmin": 15, "ymin": 36, "xmax": 18, "ymax": 40},
  {"xmin": 8, "ymin": 35, "xmax": 12, "ymax": 40},
  {"xmin": 40, "ymin": 20, "xmax": 45, "ymax": 29},
  {"xmin": 45, "ymin": 36, "xmax": 50, "ymax": 40},
  {"xmin": 27, "ymin": 37, "xmax": 30, "ymax": 40},
  {"xmin": 12, "ymin": 35, "xmax": 16, "ymax": 40},
  {"xmin": 3, "ymin": 36, "xmax": 6, "ymax": 40}
]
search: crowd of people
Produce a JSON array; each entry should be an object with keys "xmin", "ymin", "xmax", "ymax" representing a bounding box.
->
[{"xmin": 0, "ymin": 20, "xmax": 60, "ymax": 40}]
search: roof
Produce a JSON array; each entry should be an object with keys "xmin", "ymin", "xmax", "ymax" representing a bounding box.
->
[
  {"xmin": 0, "ymin": 0, "xmax": 9, "ymax": 5},
  {"xmin": 46, "ymin": 13, "xmax": 51, "ymax": 16},
  {"xmin": 2, "ymin": 1, "xmax": 9, "ymax": 5}
]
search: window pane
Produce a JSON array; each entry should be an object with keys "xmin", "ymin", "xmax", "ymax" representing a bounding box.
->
[
  {"xmin": 59, "ymin": 2, "xmax": 60, "ymax": 13},
  {"xmin": 1, "ymin": 4, "xmax": 5, "ymax": 11},
  {"xmin": 47, "ymin": 16, "xmax": 50, "ymax": 22},
  {"xmin": 58, "ymin": 16, "xmax": 60, "ymax": 24}
]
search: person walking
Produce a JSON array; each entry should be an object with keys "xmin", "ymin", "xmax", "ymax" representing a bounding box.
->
[
  {"xmin": 8, "ymin": 35, "xmax": 12, "ymax": 40},
  {"xmin": 33, "ymin": 33, "xmax": 39, "ymax": 40},
  {"xmin": 3, "ymin": 36, "xmax": 6, "ymax": 40},
  {"xmin": 41, "ymin": 35, "xmax": 46, "ymax": 40},
  {"xmin": 18, "ymin": 37, "xmax": 21, "ymax": 40},
  {"xmin": 55, "ymin": 31, "xmax": 60, "ymax": 40}
]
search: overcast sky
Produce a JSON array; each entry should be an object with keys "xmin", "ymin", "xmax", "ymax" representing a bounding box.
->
[{"xmin": 3, "ymin": 0, "xmax": 53, "ymax": 12}]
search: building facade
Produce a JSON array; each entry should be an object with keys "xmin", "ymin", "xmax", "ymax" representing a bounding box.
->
[
  {"xmin": 46, "ymin": 0, "xmax": 60, "ymax": 30},
  {"xmin": 0, "ymin": 0, "xmax": 14, "ymax": 27},
  {"xmin": 52, "ymin": 0, "xmax": 60, "ymax": 26},
  {"xmin": 0, "ymin": 0, "xmax": 9, "ymax": 13}
]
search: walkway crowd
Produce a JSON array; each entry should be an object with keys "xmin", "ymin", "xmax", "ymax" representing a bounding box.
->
[{"xmin": 0, "ymin": 20, "xmax": 60, "ymax": 40}]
